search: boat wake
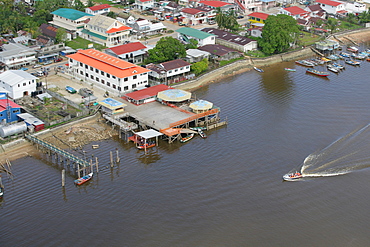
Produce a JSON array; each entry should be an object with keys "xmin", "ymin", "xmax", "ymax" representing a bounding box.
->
[{"xmin": 287, "ymin": 124, "xmax": 370, "ymax": 179}]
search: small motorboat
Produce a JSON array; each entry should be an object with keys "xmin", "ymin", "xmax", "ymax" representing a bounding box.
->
[
  {"xmin": 347, "ymin": 46, "xmax": 359, "ymax": 53},
  {"xmin": 295, "ymin": 60, "xmax": 315, "ymax": 67},
  {"xmin": 284, "ymin": 68, "xmax": 296, "ymax": 72},
  {"xmin": 180, "ymin": 133, "xmax": 194, "ymax": 143},
  {"xmin": 137, "ymin": 142, "xmax": 156, "ymax": 149},
  {"xmin": 74, "ymin": 173, "xmax": 93, "ymax": 185},
  {"xmin": 254, "ymin": 66, "xmax": 264, "ymax": 73},
  {"xmin": 345, "ymin": 59, "xmax": 360, "ymax": 66},
  {"xmin": 198, "ymin": 129, "xmax": 207, "ymax": 139},
  {"xmin": 327, "ymin": 65, "xmax": 339, "ymax": 73},
  {"xmin": 283, "ymin": 172, "xmax": 303, "ymax": 181},
  {"xmin": 306, "ymin": 68, "xmax": 330, "ymax": 77}
]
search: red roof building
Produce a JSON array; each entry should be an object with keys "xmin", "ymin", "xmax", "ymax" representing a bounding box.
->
[
  {"xmin": 279, "ymin": 6, "xmax": 310, "ymax": 19},
  {"xmin": 105, "ymin": 42, "xmax": 147, "ymax": 64},
  {"xmin": 123, "ymin": 84, "xmax": 173, "ymax": 105},
  {"xmin": 85, "ymin": 4, "xmax": 111, "ymax": 15},
  {"xmin": 199, "ymin": 1, "xmax": 232, "ymax": 8}
]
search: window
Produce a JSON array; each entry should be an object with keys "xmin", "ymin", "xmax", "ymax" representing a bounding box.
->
[
  {"xmin": 118, "ymin": 86, "xmax": 121, "ymax": 91},
  {"xmin": 180, "ymin": 67, "xmax": 183, "ymax": 70},
  {"xmin": 101, "ymin": 80, "xmax": 105, "ymax": 84},
  {"xmin": 90, "ymin": 67, "xmax": 93, "ymax": 71},
  {"xmin": 132, "ymin": 84, "xmax": 137, "ymax": 89},
  {"xmin": 80, "ymin": 62, "xmax": 83, "ymax": 66},
  {"xmin": 124, "ymin": 86, "xmax": 128, "ymax": 91},
  {"xmin": 23, "ymin": 83, "xmax": 26, "ymax": 86},
  {"xmin": 107, "ymin": 74, "xmax": 110, "ymax": 78},
  {"xmin": 133, "ymin": 75, "xmax": 137, "ymax": 79},
  {"xmin": 113, "ymin": 84, "xmax": 116, "ymax": 89},
  {"xmin": 186, "ymin": 66, "xmax": 190, "ymax": 69},
  {"xmin": 96, "ymin": 78, "xmax": 99, "ymax": 82},
  {"xmin": 107, "ymin": 82, "xmax": 110, "ymax": 86},
  {"xmin": 86, "ymin": 73, "xmax": 88, "ymax": 77},
  {"xmin": 80, "ymin": 71, "xmax": 83, "ymax": 75},
  {"xmin": 85, "ymin": 65, "xmax": 88, "ymax": 69},
  {"xmin": 90, "ymin": 75, "xmax": 94, "ymax": 79},
  {"xmin": 175, "ymin": 69, "xmax": 178, "ymax": 72},
  {"xmin": 101, "ymin": 71, "xmax": 104, "ymax": 76},
  {"xmin": 112, "ymin": 75, "xmax": 116, "ymax": 79},
  {"xmin": 95, "ymin": 69, "xmax": 98, "ymax": 73},
  {"xmin": 124, "ymin": 78, "xmax": 128, "ymax": 82}
]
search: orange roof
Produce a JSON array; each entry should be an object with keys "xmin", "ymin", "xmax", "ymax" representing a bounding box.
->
[
  {"xmin": 67, "ymin": 49, "xmax": 150, "ymax": 78},
  {"xmin": 106, "ymin": 25, "xmax": 132, "ymax": 34}
]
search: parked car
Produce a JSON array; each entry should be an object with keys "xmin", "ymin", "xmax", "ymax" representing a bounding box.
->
[
  {"xmin": 178, "ymin": 22, "xmax": 186, "ymax": 26},
  {"xmin": 66, "ymin": 86, "xmax": 77, "ymax": 94},
  {"xmin": 43, "ymin": 60, "xmax": 52, "ymax": 65},
  {"xmin": 208, "ymin": 20, "xmax": 216, "ymax": 25},
  {"xmin": 237, "ymin": 15, "xmax": 244, "ymax": 19},
  {"xmin": 33, "ymin": 64, "xmax": 42, "ymax": 68},
  {"xmin": 19, "ymin": 67, "xmax": 28, "ymax": 71},
  {"xmin": 55, "ymin": 57, "xmax": 63, "ymax": 62}
]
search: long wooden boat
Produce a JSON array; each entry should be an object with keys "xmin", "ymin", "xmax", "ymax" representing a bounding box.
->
[
  {"xmin": 254, "ymin": 66, "xmax": 264, "ymax": 72},
  {"xmin": 179, "ymin": 133, "xmax": 194, "ymax": 143},
  {"xmin": 74, "ymin": 173, "xmax": 93, "ymax": 185},
  {"xmin": 306, "ymin": 68, "xmax": 330, "ymax": 77},
  {"xmin": 295, "ymin": 60, "xmax": 315, "ymax": 67},
  {"xmin": 327, "ymin": 65, "xmax": 339, "ymax": 73},
  {"xmin": 347, "ymin": 46, "xmax": 359, "ymax": 53},
  {"xmin": 284, "ymin": 68, "xmax": 296, "ymax": 72}
]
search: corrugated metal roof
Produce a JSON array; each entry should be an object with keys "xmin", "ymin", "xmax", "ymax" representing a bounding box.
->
[
  {"xmin": 51, "ymin": 8, "xmax": 93, "ymax": 20},
  {"xmin": 124, "ymin": 84, "xmax": 173, "ymax": 101},
  {"xmin": 0, "ymin": 70, "xmax": 37, "ymax": 87},
  {"xmin": 176, "ymin": 27, "xmax": 216, "ymax": 40}
]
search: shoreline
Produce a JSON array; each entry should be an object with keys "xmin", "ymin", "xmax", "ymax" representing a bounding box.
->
[{"xmin": 1, "ymin": 28, "xmax": 370, "ymax": 162}]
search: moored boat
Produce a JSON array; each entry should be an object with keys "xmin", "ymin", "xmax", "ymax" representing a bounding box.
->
[
  {"xmin": 338, "ymin": 52, "xmax": 351, "ymax": 59},
  {"xmin": 198, "ymin": 129, "xmax": 207, "ymax": 139},
  {"xmin": 284, "ymin": 68, "xmax": 296, "ymax": 72},
  {"xmin": 295, "ymin": 60, "xmax": 315, "ymax": 67},
  {"xmin": 327, "ymin": 65, "xmax": 339, "ymax": 73},
  {"xmin": 283, "ymin": 172, "xmax": 303, "ymax": 181},
  {"xmin": 345, "ymin": 59, "xmax": 360, "ymax": 66},
  {"xmin": 74, "ymin": 173, "xmax": 93, "ymax": 185},
  {"xmin": 254, "ymin": 66, "xmax": 264, "ymax": 73},
  {"xmin": 347, "ymin": 46, "xmax": 359, "ymax": 53},
  {"xmin": 137, "ymin": 142, "xmax": 156, "ymax": 149},
  {"xmin": 179, "ymin": 133, "xmax": 194, "ymax": 143},
  {"xmin": 306, "ymin": 68, "xmax": 330, "ymax": 77},
  {"xmin": 332, "ymin": 62, "xmax": 344, "ymax": 70}
]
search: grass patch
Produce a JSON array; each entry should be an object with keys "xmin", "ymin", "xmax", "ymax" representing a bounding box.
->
[
  {"xmin": 298, "ymin": 32, "xmax": 323, "ymax": 46},
  {"xmin": 219, "ymin": 57, "xmax": 245, "ymax": 66},
  {"xmin": 66, "ymin": 37, "xmax": 106, "ymax": 51},
  {"xmin": 246, "ymin": 50, "xmax": 269, "ymax": 58}
]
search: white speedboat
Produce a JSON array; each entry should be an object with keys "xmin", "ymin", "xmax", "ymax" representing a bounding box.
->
[{"xmin": 283, "ymin": 172, "xmax": 303, "ymax": 181}]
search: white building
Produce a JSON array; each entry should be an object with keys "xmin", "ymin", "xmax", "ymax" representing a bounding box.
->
[
  {"xmin": 81, "ymin": 15, "xmax": 132, "ymax": 47},
  {"xmin": 85, "ymin": 4, "xmax": 111, "ymax": 15},
  {"xmin": 50, "ymin": 8, "xmax": 93, "ymax": 34},
  {"xmin": 135, "ymin": 0, "xmax": 155, "ymax": 10},
  {"xmin": 0, "ymin": 43, "xmax": 37, "ymax": 70},
  {"xmin": 0, "ymin": 70, "xmax": 38, "ymax": 99},
  {"xmin": 315, "ymin": 0, "xmax": 346, "ymax": 15},
  {"xmin": 67, "ymin": 49, "xmax": 151, "ymax": 93},
  {"xmin": 147, "ymin": 59, "xmax": 192, "ymax": 85}
]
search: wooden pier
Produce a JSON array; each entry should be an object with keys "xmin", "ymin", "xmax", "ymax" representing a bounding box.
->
[{"xmin": 25, "ymin": 134, "xmax": 98, "ymax": 178}]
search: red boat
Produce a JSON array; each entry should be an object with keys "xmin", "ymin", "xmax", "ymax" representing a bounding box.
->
[
  {"xmin": 306, "ymin": 68, "xmax": 330, "ymax": 77},
  {"xmin": 283, "ymin": 172, "xmax": 303, "ymax": 181},
  {"xmin": 74, "ymin": 173, "xmax": 93, "ymax": 185},
  {"xmin": 137, "ymin": 143, "xmax": 156, "ymax": 149}
]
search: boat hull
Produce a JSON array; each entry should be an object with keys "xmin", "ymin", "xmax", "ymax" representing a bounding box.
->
[
  {"xmin": 306, "ymin": 68, "xmax": 330, "ymax": 77},
  {"xmin": 283, "ymin": 173, "xmax": 303, "ymax": 181},
  {"xmin": 74, "ymin": 173, "xmax": 93, "ymax": 185}
]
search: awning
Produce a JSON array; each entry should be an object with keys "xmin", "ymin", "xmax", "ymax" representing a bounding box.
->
[{"xmin": 136, "ymin": 129, "xmax": 163, "ymax": 139}]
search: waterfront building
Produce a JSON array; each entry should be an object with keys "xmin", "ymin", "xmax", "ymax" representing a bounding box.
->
[
  {"xmin": 98, "ymin": 98, "xmax": 127, "ymax": 115},
  {"xmin": 81, "ymin": 15, "xmax": 132, "ymax": 47},
  {"xmin": 146, "ymin": 59, "xmax": 192, "ymax": 85},
  {"xmin": 198, "ymin": 44, "xmax": 242, "ymax": 61},
  {"xmin": 176, "ymin": 27, "xmax": 216, "ymax": 47},
  {"xmin": 201, "ymin": 28, "xmax": 257, "ymax": 53},
  {"xmin": 0, "ymin": 70, "xmax": 38, "ymax": 99},
  {"xmin": 66, "ymin": 49, "xmax": 151, "ymax": 94},
  {"xmin": 123, "ymin": 84, "xmax": 173, "ymax": 105},
  {"xmin": 85, "ymin": 4, "xmax": 111, "ymax": 15}
]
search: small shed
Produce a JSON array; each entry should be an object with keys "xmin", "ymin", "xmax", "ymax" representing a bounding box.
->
[
  {"xmin": 157, "ymin": 89, "xmax": 192, "ymax": 103},
  {"xmin": 36, "ymin": 92, "xmax": 53, "ymax": 103},
  {"xmin": 98, "ymin": 98, "xmax": 127, "ymax": 115},
  {"xmin": 17, "ymin": 113, "xmax": 45, "ymax": 132},
  {"xmin": 129, "ymin": 129, "xmax": 163, "ymax": 151}
]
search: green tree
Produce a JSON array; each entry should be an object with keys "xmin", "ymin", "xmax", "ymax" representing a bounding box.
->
[
  {"xmin": 87, "ymin": 0, "xmax": 95, "ymax": 7},
  {"xmin": 326, "ymin": 18, "xmax": 339, "ymax": 34},
  {"xmin": 73, "ymin": 0, "xmax": 85, "ymax": 11},
  {"xmin": 107, "ymin": 11, "xmax": 117, "ymax": 18},
  {"xmin": 191, "ymin": 59, "xmax": 209, "ymax": 75},
  {"xmin": 185, "ymin": 39, "xmax": 198, "ymax": 49},
  {"xmin": 259, "ymin": 14, "xmax": 300, "ymax": 55},
  {"xmin": 215, "ymin": 8, "xmax": 239, "ymax": 31},
  {"xmin": 146, "ymin": 37, "xmax": 186, "ymax": 63},
  {"xmin": 346, "ymin": 13, "xmax": 358, "ymax": 24},
  {"xmin": 55, "ymin": 28, "xmax": 67, "ymax": 43},
  {"xmin": 358, "ymin": 8, "xmax": 370, "ymax": 23}
]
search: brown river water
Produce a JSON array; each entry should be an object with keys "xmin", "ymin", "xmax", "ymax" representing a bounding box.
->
[{"xmin": 2, "ymin": 46, "xmax": 370, "ymax": 246}]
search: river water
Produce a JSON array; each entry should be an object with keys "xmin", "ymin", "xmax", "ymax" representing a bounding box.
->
[{"xmin": 2, "ymin": 48, "xmax": 370, "ymax": 246}]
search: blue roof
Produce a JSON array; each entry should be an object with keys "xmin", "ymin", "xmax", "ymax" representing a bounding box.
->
[
  {"xmin": 51, "ymin": 8, "xmax": 93, "ymax": 20},
  {"xmin": 101, "ymin": 98, "xmax": 124, "ymax": 107}
]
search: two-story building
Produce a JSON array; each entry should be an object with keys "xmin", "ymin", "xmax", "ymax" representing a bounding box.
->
[
  {"xmin": 146, "ymin": 59, "xmax": 192, "ymax": 85},
  {"xmin": 0, "ymin": 99, "xmax": 22, "ymax": 124},
  {"xmin": 135, "ymin": 0, "xmax": 155, "ymax": 10},
  {"xmin": 247, "ymin": 12, "xmax": 269, "ymax": 27},
  {"xmin": 279, "ymin": 6, "xmax": 310, "ymax": 20},
  {"xmin": 81, "ymin": 15, "xmax": 132, "ymax": 47},
  {"xmin": 0, "ymin": 70, "xmax": 38, "ymax": 99},
  {"xmin": 67, "ymin": 49, "xmax": 151, "ymax": 94},
  {"xmin": 180, "ymin": 6, "xmax": 216, "ymax": 25},
  {"xmin": 198, "ymin": 1, "xmax": 235, "ymax": 12},
  {"xmin": 234, "ymin": 0, "xmax": 275, "ymax": 14},
  {"xmin": 0, "ymin": 43, "xmax": 37, "ymax": 70},
  {"xmin": 202, "ymin": 28, "xmax": 257, "ymax": 53},
  {"xmin": 85, "ymin": 4, "xmax": 111, "ymax": 15},
  {"xmin": 50, "ymin": 8, "xmax": 93, "ymax": 38},
  {"xmin": 315, "ymin": 0, "xmax": 346, "ymax": 16},
  {"xmin": 176, "ymin": 27, "xmax": 216, "ymax": 47},
  {"xmin": 104, "ymin": 42, "xmax": 148, "ymax": 64}
]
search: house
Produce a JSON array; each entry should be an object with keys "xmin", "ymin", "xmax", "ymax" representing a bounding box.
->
[
  {"xmin": 129, "ymin": 18, "xmax": 167, "ymax": 37},
  {"xmin": 180, "ymin": 6, "xmax": 216, "ymax": 25},
  {"xmin": 315, "ymin": 0, "xmax": 346, "ymax": 16},
  {"xmin": 202, "ymin": 28, "xmax": 257, "ymax": 53},
  {"xmin": 247, "ymin": 12, "xmax": 269, "ymax": 27},
  {"xmin": 345, "ymin": 2, "xmax": 367, "ymax": 15},
  {"xmin": 198, "ymin": 1, "xmax": 235, "ymax": 12},
  {"xmin": 135, "ymin": 0, "xmax": 155, "ymax": 10},
  {"xmin": 198, "ymin": 44, "xmax": 242, "ymax": 61},
  {"xmin": 305, "ymin": 4, "xmax": 326, "ymax": 19},
  {"xmin": 0, "ymin": 43, "xmax": 37, "ymax": 70},
  {"xmin": 85, "ymin": 4, "xmax": 111, "ymax": 15},
  {"xmin": 123, "ymin": 84, "xmax": 173, "ymax": 105},
  {"xmin": 39, "ymin": 23, "xmax": 73, "ymax": 42},
  {"xmin": 186, "ymin": 49, "xmax": 210, "ymax": 63},
  {"xmin": 248, "ymin": 27, "xmax": 263, "ymax": 38},
  {"xmin": 146, "ymin": 59, "xmax": 192, "ymax": 85},
  {"xmin": 234, "ymin": 0, "xmax": 275, "ymax": 14},
  {"xmin": 0, "ymin": 70, "xmax": 38, "ymax": 99},
  {"xmin": 279, "ymin": 6, "xmax": 310, "ymax": 20},
  {"xmin": 0, "ymin": 99, "xmax": 22, "ymax": 123},
  {"xmin": 66, "ymin": 49, "xmax": 151, "ymax": 93},
  {"xmin": 49, "ymin": 8, "xmax": 93, "ymax": 37},
  {"xmin": 104, "ymin": 42, "xmax": 148, "ymax": 64},
  {"xmin": 81, "ymin": 15, "xmax": 132, "ymax": 47},
  {"xmin": 176, "ymin": 27, "xmax": 216, "ymax": 46}
]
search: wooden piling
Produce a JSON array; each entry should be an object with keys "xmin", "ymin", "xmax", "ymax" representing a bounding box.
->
[
  {"xmin": 110, "ymin": 151, "xmax": 114, "ymax": 167},
  {"xmin": 62, "ymin": 169, "xmax": 65, "ymax": 187},
  {"xmin": 116, "ymin": 148, "xmax": 120, "ymax": 163}
]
